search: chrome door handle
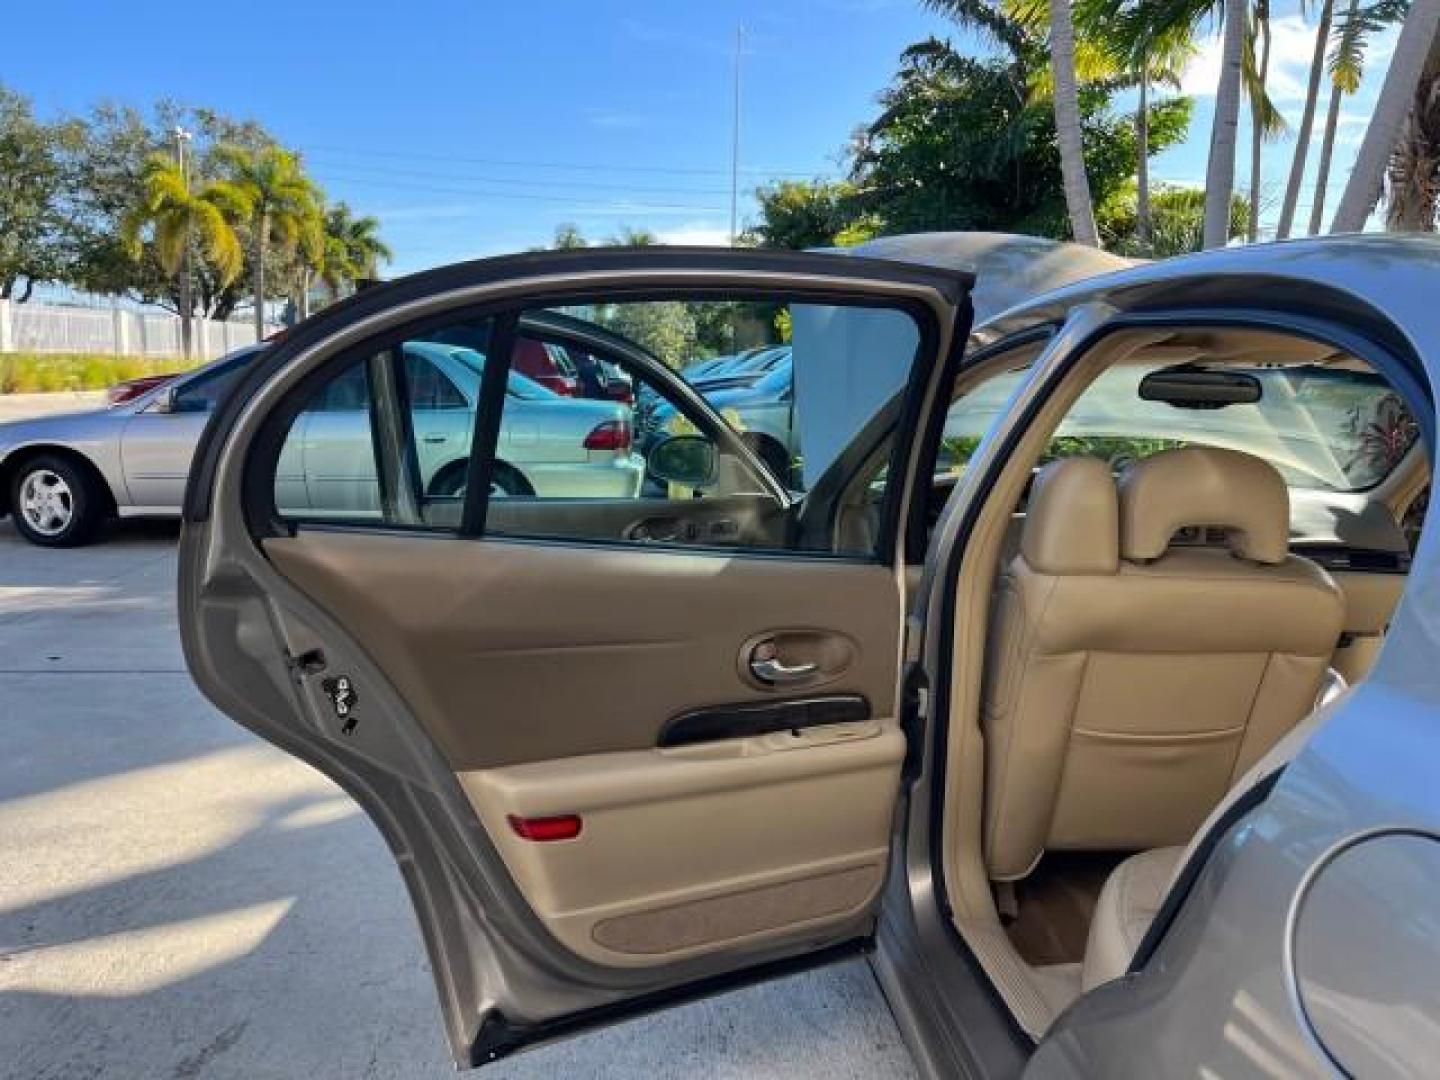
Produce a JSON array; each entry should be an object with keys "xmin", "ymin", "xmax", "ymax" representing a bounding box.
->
[{"xmin": 750, "ymin": 656, "xmax": 818, "ymax": 685}]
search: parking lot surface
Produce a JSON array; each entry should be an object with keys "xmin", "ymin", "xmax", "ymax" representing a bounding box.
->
[{"xmin": 0, "ymin": 518, "xmax": 916, "ymax": 1079}]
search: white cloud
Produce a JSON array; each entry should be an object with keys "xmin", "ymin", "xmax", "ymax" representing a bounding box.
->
[{"xmin": 1179, "ymin": 15, "xmax": 1400, "ymax": 105}]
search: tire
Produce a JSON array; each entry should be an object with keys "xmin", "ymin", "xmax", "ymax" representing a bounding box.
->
[
  {"xmin": 9, "ymin": 453, "xmax": 107, "ymax": 547},
  {"xmin": 487, "ymin": 463, "xmax": 533, "ymax": 499},
  {"xmin": 747, "ymin": 435, "xmax": 791, "ymax": 485},
  {"xmin": 427, "ymin": 461, "xmax": 532, "ymax": 500}
]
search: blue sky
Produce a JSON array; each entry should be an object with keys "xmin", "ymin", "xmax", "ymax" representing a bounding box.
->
[{"xmin": 8, "ymin": 0, "xmax": 1399, "ymax": 275}]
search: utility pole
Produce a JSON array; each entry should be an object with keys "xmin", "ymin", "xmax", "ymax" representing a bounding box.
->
[
  {"xmin": 730, "ymin": 23, "xmax": 745, "ymax": 246},
  {"xmin": 173, "ymin": 125, "xmax": 194, "ymax": 360}
]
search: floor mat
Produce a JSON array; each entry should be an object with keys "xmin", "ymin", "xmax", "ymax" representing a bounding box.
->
[{"xmin": 1003, "ymin": 852, "xmax": 1124, "ymax": 966}]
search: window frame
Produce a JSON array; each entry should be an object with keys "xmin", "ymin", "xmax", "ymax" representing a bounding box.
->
[{"xmin": 245, "ymin": 284, "xmax": 946, "ymax": 566}]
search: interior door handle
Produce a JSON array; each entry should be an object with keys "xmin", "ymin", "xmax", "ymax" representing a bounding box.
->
[{"xmin": 750, "ymin": 656, "xmax": 818, "ymax": 685}]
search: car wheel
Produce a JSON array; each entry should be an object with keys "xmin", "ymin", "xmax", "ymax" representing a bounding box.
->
[
  {"xmin": 428, "ymin": 461, "xmax": 532, "ymax": 500},
  {"xmin": 9, "ymin": 454, "xmax": 107, "ymax": 547},
  {"xmin": 747, "ymin": 435, "xmax": 791, "ymax": 486},
  {"xmin": 488, "ymin": 463, "xmax": 532, "ymax": 499}
]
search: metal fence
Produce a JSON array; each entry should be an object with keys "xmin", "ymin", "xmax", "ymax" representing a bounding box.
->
[{"xmin": 0, "ymin": 298, "xmax": 278, "ymax": 357}]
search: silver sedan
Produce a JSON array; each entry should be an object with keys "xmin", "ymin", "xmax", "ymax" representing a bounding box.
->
[{"xmin": 0, "ymin": 341, "xmax": 643, "ymax": 546}]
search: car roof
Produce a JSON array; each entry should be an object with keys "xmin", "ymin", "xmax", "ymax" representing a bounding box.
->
[{"xmin": 844, "ymin": 231, "xmax": 1137, "ymax": 326}]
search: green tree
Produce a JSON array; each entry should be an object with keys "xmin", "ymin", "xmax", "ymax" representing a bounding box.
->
[
  {"xmin": 316, "ymin": 203, "xmax": 392, "ymax": 304},
  {"xmin": 593, "ymin": 302, "xmax": 698, "ymax": 369},
  {"xmin": 120, "ymin": 154, "xmax": 244, "ymax": 356},
  {"xmin": 67, "ymin": 103, "xmax": 274, "ymax": 322},
  {"xmin": 1082, "ymin": 0, "xmax": 1197, "ymax": 252},
  {"xmin": 550, "ymin": 223, "xmax": 589, "ymax": 249},
  {"xmin": 746, "ymin": 179, "xmax": 878, "ymax": 249},
  {"xmin": 213, "ymin": 144, "xmax": 323, "ymax": 335},
  {"xmin": 608, "ymin": 225, "xmax": 658, "ymax": 245},
  {"xmin": 0, "ymin": 85, "xmax": 77, "ymax": 301},
  {"xmin": 1098, "ymin": 182, "xmax": 1250, "ymax": 254},
  {"xmin": 847, "ymin": 38, "xmax": 1191, "ymax": 242}
]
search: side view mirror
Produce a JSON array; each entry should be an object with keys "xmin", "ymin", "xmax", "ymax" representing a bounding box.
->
[
  {"xmin": 646, "ymin": 435, "xmax": 718, "ymax": 488},
  {"xmin": 151, "ymin": 386, "xmax": 179, "ymax": 414}
]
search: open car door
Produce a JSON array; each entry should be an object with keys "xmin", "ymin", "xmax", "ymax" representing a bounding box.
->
[{"xmin": 179, "ymin": 247, "xmax": 972, "ymax": 1067}]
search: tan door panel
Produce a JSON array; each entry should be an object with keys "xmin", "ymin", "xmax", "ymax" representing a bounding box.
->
[
  {"xmin": 265, "ymin": 529, "xmax": 901, "ymax": 768},
  {"xmin": 264, "ymin": 527, "xmax": 906, "ymax": 967},
  {"xmin": 462, "ymin": 723, "xmax": 902, "ymax": 965}
]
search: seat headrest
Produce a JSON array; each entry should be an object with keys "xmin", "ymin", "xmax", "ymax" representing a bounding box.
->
[
  {"xmin": 1022, "ymin": 456, "xmax": 1119, "ymax": 574},
  {"xmin": 1119, "ymin": 447, "xmax": 1289, "ymax": 564}
]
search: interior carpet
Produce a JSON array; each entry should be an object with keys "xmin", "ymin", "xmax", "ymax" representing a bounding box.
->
[{"xmin": 1003, "ymin": 852, "xmax": 1125, "ymax": 966}]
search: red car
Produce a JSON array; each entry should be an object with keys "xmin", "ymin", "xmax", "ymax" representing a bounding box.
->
[
  {"xmin": 107, "ymin": 372, "xmax": 181, "ymax": 405},
  {"xmin": 510, "ymin": 338, "xmax": 579, "ymax": 396}
]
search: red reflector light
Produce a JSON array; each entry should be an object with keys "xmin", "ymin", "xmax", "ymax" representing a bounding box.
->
[
  {"xmin": 507, "ymin": 813, "xmax": 583, "ymax": 841},
  {"xmin": 582, "ymin": 419, "xmax": 633, "ymax": 452}
]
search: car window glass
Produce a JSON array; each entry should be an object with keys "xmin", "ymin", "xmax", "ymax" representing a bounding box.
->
[
  {"xmin": 401, "ymin": 347, "xmax": 469, "ymax": 410},
  {"xmin": 482, "ymin": 297, "xmax": 923, "ymax": 556},
  {"xmin": 272, "ymin": 319, "xmax": 494, "ymax": 527},
  {"xmin": 269, "ymin": 298, "xmax": 927, "ymax": 559},
  {"xmin": 939, "ymin": 356, "xmax": 1417, "ymax": 491},
  {"xmin": 172, "ymin": 356, "xmax": 249, "ymax": 413}
]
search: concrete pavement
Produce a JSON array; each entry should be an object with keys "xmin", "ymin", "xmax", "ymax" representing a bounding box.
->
[{"xmin": 0, "ymin": 518, "xmax": 916, "ymax": 1079}]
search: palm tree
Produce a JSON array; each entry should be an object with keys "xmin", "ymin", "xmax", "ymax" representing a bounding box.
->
[
  {"xmin": 927, "ymin": 0, "xmax": 1112, "ymax": 244},
  {"xmin": 213, "ymin": 144, "xmax": 323, "ymax": 336},
  {"xmin": 1245, "ymin": 0, "xmax": 1288, "ymax": 240},
  {"xmin": 121, "ymin": 153, "xmax": 244, "ymax": 358},
  {"xmin": 1050, "ymin": 0, "xmax": 1101, "ymax": 244},
  {"xmin": 1086, "ymin": 0, "xmax": 1197, "ymax": 252},
  {"xmin": 1203, "ymin": 0, "xmax": 1248, "ymax": 247},
  {"xmin": 319, "ymin": 204, "xmax": 392, "ymax": 299},
  {"xmin": 1308, "ymin": 0, "xmax": 1366, "ymax": 233},
  {"xmin": 1275, "ymin": 0, "xmax": 1336, "ymax": 239},
  {"xmin": 1385, "ymin": 24, "xmax": 1440, "ymax": 230},
  {"xmin": 1333, "ymin": 0, "xmax": 1440, "ymax": 231},
  {"xmin": 1110, "ymin": 0, "xmax": 1251, "ymax": 248}
]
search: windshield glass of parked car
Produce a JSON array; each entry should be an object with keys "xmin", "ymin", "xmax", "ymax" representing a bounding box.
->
[
  {"xmin": 436, "ymin": 346, "xmax": 562, "ymax": 400},
  {"xmin": 941, "ymin": 361, "xmax": 1418, "ymax": 492}
]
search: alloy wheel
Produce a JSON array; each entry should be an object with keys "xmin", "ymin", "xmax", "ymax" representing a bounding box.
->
[{"xmin": 20, "ymin": 469, "xmax": 74, "ymax": 537}]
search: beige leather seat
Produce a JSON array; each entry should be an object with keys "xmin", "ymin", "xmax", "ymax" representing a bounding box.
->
[
  {"xmin": 981, "ymin": 447, "xmax": 1345, "ymax": 881},
  {"xmin": 1080, "ymin": 846, "xmax": 1183, "ymax": 990}
]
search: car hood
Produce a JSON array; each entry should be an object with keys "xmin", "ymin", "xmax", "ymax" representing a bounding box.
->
[
  {"xmin": 0, "ymin": 408, "xmax": 118, "ymax": 450},
  {"xmin": 651, "ymin": 385, "xmax": 769, "ymax": 422}
]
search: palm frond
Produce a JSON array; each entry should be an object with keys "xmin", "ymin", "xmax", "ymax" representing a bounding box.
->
[
  {"xmin": 1329, "ymin": 0, "xmax": 1406, "ymax": 93},
  {"xmin": 193, "ymin": 201, "xmax": 244, "ymax": 284},
  {"xmin": 1244, "ymin": 9, "xmax": 1289, "ymax": 138},
  {"xmin": 924, "ymin": 0, "xmax": 1032, "ymax": 55}
]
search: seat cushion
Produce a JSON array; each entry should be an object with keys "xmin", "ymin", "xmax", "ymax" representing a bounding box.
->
[{"xmin": 1080, "ymin": 846, "xmax": 1184, "ymax": 991}]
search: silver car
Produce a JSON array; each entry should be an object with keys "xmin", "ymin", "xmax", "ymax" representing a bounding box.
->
[
  {"xmin": 0, "ymin": 339, "xmax": 643, "ymax": 546},
  {"xmin": 179, "ymin": 236, "xmax": 1437, "ymax": 1077}
]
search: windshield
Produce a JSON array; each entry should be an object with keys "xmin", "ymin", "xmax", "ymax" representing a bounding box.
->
[
  {"xmin": 943, "ymin": 363, "xmax": 1418, "ymax": 492},
  {"xmin": 445, "ymin": 347, "xmax": 561, "ymax": 400}
]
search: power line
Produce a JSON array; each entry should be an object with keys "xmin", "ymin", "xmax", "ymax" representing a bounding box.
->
[
  {"xmin": 305, "ymin": 172, "xmax": 728, "ymax": 212},
  {"xmin": 297, "ymin": 141, "xmax": 837, "ymax": 180},
  {"xmin": 302, "ymin": 155, "xmax": 736, "ymax": 196}
]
